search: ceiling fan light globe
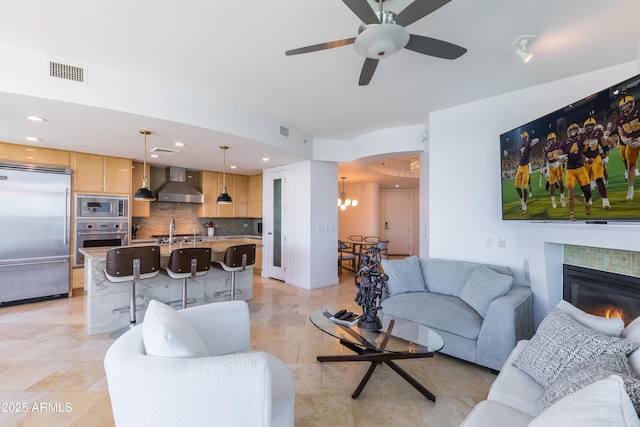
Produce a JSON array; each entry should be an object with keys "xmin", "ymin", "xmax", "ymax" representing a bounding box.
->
[
  {"xmin": 354, "ymin": 24, "xmax": 409, "ymax": 59},
  {"xmin": 340, "ymin": 205, "xmax": 347, "ymax": 211},
  {"xmin": 351, "ymin": 200, "xmax": 358, "ymax": 207},
  {"xmin": 345, "ymin": 199, "xmax": 351, "ymax": 206}
]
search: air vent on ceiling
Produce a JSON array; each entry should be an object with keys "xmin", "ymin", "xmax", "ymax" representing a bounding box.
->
[
  {"xmin": 150, "ymin": 147, "xmax": 181, "ymax": 155},
  {"xmin": 49, "ymin": 61, "xmax": 86, "ymax": 83},
  {"xmin": 279, "ymin": 124, "xmax": 290, "ymax": 138}
]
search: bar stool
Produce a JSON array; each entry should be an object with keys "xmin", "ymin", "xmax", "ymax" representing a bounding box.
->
[
  {"xmin": 164, "ymin": 247, "xmax": 212, "ymax": 309},
  {"xmin": 104, "ymin": 246, "xmax": 160, "ymax": 335},
  {"xmin": 212, "ymin": 244, "xmax": 256, "ymax": 301}
]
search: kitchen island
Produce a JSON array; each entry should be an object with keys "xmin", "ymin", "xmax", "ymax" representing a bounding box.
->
[{"xmin": 81, "ymin": 238, "xmax": 260, "ymax": 335}]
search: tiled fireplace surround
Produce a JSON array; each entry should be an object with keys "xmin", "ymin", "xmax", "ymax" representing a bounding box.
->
[{"xmin": 525, "ymin": 223, "xmax": 640, "ymax": 327}]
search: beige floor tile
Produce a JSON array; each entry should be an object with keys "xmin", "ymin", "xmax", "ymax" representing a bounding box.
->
[{"xmin": 0, "ymin": 270, "xmax": 494, "ymax": 426}]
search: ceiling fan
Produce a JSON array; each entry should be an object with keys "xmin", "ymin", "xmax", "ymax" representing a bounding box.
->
[{"xmin": 285, "ymin": 0, "xmax": 467, "ymax": 86}]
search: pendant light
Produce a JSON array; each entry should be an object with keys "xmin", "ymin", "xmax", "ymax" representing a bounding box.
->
[
  {"xmin": 217, "ymin": 145, "xmax": 232, "ymax": 204},
  {"xmin": 134, "ymin": 130, "xmax": 157, "ymax": 201},
  {"xmin": 338, "ymin": 176, "xmax": 358, "ymax": 211}
]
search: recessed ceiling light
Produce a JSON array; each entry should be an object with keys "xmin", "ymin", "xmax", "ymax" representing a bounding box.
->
[
  {"xmin": 230, "ymin": 165, "xmax": 237, "ymax": 169},
  {"xmin": 174, "ymin": 142, "xmax": 185, "ymax": 147},
  {"xmin": 25, "ymin": 136, "xmax": 41, "ymax": 142},
  {"xmin": 150, "ymin": 154, "xmax": 160, "ymax": 158},
  {"xmin": 26, "ymin": 116, "xmax": 47, "ymax": 122},
  {"xmin": 262, "ymin": 157, "xmax": 270, "ymax": 162}
]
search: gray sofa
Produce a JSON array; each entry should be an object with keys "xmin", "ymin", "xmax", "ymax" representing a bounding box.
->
[
  {"xmin": 379, "ymin": 257, "xmax": 534, "ymax": 371},
  {"xmin": 461, "ymin": 301, "xmax": 640, "ymax": 426}
]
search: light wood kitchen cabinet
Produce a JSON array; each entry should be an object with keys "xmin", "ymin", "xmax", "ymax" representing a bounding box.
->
[
  {"xmin": 197, "ymin": 170, "xmax": 219, "ymax": 217},
  {"xmin": 131, "ymin": 161, "xmax": 150, "ymax": 217},
  {"xmin": 72, "ymin": 267, "xmax": 84, "ymax": 296},
  {"xmin": 244, "ymin": 238, "xmax": 263, "ymax": 272},
  {"xmin": 0, "ymin": 141, "xmax": 71, "ymax": 166},
  {"xmin": 198, "ymin": 172, "xmax": 253, "ymax": 218},
  {"xmin": 233, "ymin": 175, "xmax": 249, "ymax": 217},
  {"xmin": 72, "ymin": 153, "xmax": 131, "ymax": 195},
  {"xmin": 248, "ymin": 174, "xmax": 263, "ymax": 218}
]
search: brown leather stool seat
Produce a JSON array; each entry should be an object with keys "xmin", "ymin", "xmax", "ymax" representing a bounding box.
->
[
  {"xmin": 164, "ymin": 247, "xmax": 212, "ymax": 309},
  {"xmin": 212, "ymin": 244, "xmax": 256, "ymax": 301}
]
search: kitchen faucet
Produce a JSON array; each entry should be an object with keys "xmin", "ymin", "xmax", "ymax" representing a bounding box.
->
[{"xmin": 169, "ymin": 218, "xmax": 176, "ymax": 244}]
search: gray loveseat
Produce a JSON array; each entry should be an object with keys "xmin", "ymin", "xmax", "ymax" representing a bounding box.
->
[{"xmin": 379, "ymin": 257, "xmax": 534, "ymax": 371}]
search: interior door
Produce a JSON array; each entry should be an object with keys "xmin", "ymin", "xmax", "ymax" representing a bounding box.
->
[
  {"xmin": 381, "ymin": 190, "xmax": 412, "ymax": 255},
  {"xmin": 265, "ymin": 170, "xmax": 287, "ymax": 281}
]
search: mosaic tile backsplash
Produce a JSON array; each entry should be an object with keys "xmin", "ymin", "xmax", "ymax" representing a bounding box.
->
[
  {"xmin": 564, "ymin": 245, "xmax": 640, "ymax": 278},
  {"xmin": 132, "ymin": 202, "xmax": 261, "ymax": 239}
]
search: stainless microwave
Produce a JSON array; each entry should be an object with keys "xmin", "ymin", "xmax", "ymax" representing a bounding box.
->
[{"xmin": 76, "ymin": 195, "xmax": 129, "ymax": 219}]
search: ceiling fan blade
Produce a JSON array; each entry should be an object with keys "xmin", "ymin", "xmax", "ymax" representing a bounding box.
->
[
  {"xmin": 285, "ymin": 37, "xmax": 356, "ymax": 56},
  {"xmin": 405, "ymin": 34, "xmax": 466, "ymax": 59},
  {"xmin": 394, "ymin": 0, "xmax": 451, "ymax": 27},
  {"xmin": 359, "ymin": 58, "xmax": 379, "ymax": 86},
  {"xmin": 342, "ymin": 0, "xmax": 380, "ymax": 24}
]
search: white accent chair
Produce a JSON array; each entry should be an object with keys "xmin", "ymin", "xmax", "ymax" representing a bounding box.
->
[{"xmin": 104, "ymin": 300, "xmax": 295, "ymax": 427}]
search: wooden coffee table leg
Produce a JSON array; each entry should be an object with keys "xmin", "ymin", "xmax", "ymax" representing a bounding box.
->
[
  {"xmin": 351, "ymin": 361, "xmax": 379, "ymax": 399},
  {"xmin": 385, "ymin": 360, "xmax": 436, "ymax": 401}
]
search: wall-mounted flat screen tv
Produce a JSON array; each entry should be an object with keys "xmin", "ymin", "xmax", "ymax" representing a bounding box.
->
[{"xmin": 500, "ymin": 73, "xmax": 640, "ymax": 222}]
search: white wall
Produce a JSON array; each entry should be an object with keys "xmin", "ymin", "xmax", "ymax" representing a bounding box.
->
[
  {"xmin": 265, "ymin": 160, "xmax": 338, "ymax": 290},
  {"xmin": 338, "ymin": 182, "xmax": 379, "ymax": 240},
  {"xmin": 425, "ymin": 61, "xmax": 640, "ymax": 323}
]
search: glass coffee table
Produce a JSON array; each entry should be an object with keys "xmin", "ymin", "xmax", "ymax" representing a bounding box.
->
[{"xmin": 309, "ymin": 307, "xmax": 445, "ymax": 401}]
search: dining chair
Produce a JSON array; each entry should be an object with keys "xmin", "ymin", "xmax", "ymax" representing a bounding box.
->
[
  {"xmin": 348, "ymin": 234, "xmax": 364, "ymax": 242},
  {"xmin": 338, "ymin": 240, "xmax": 356, "ymax": 273},
  {"xmin": 374, "ymin": 240, "xmax": 390, "ymax": 259},
  {"xmin": 364, "ymin": 236, "xmax": 379, "ymax": 243}
]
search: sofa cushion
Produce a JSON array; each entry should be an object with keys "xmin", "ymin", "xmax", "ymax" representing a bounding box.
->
[
  {"xmin": 142, "ymin": 299, "xmax": 210, "ymax": 358},
  {"xmin": 459, "ymin": 400, "xmax": 534, "ymax": 427},
  {"xmin": 512, "ymin": 308, "xmax": 637, "ymax": 388},
  {"xmin": 557, "ymin": 300, "xmax": 624, "ymax": 337},
  {"xmin": 419, "ymin": 258, "xmax": 512, "ymax": 297},
  {"xmin": 459, "ymin": 265, "xmax": 514, "ymax": 317},
  {"xmin": 540, "ymin": 354, "xmax": 637, "ymax": 411},
  {"xmin": 529, "ymin": 375, "xmax": 640, "ymax": 427},
  {"xmin": 487, "ymin": 340, "xmax": 545, "ymax": 417},
  {"xmin": 381, "ymin": 292, "xmax": 482, "ymax": 340},
  {"xmin": 380, "ymin": 256, "xmax": 426, "ymax": 296},
  {"xmin": 624, "ymin": 316, "xmax": 640, "ymax": 375}
]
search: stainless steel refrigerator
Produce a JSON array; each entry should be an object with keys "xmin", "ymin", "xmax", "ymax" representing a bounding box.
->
[{"xmin": 0, "ymin": 163, "xmax": 71, "ymax": 305}]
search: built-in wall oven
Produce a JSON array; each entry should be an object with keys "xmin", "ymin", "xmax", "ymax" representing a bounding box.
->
[{"xmin": 74, "ymin": 195, "xmax": 129, "ymax": 267}]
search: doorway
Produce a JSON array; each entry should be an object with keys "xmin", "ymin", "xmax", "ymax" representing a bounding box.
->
[
  {"xmin": 264, "ymin": 170, "xmax": 287, "ymax": 281},
  {"xmin": 380, "ymin": 189, "xmax": 412, "ymax": 255}
]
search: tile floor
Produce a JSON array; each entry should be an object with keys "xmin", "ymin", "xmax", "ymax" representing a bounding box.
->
[{"xmin": 0, "ymin": 271, "xmax": 495, "ymax": 426}]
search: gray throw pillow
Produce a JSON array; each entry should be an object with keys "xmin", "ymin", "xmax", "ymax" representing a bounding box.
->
[
  {"xmin": 380, "ymin": 256, "xmax": 425, "ymax": 297},
  {"xmin": 512, "ymin": 308, "xmax": 638, "ymax": 388},
  {"xmin": 540, "ymin": 354, "xmax": 638, "ymax": 411},
  {"xmin": 459, "ymin": 265, "xmax": 514, "ymax": 317}
]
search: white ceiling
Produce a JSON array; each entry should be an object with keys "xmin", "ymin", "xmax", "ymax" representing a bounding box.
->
[{"xmin": 0, "ymin": 0, "xmax": 638, "ymax": 189}]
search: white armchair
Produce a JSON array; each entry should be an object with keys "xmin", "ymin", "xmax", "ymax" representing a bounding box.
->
[{"xmin": 104, "ymin": 300, "xmax": 295, "ymax": 427}]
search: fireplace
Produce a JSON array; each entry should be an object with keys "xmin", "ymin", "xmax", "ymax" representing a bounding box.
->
[{"xmin": 563, "ymin": 264, "xmax": 640, "ymax": 326}]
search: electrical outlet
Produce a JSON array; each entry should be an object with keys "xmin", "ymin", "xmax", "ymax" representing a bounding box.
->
[
  {"xmin": 485, "ymin": 238, "xmax": 493, "ymax": 247},
  {"xmin": 498, "ymin": 237, "xmax": 506, "ymax": 248}
]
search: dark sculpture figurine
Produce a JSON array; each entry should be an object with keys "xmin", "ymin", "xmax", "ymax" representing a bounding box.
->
[{"xmin": 354, "ymin": 246, "xmax": 388, "ymax": 331}]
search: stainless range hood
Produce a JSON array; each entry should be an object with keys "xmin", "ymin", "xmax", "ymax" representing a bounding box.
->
[{"xmin": 155, "ymin": 167, "xmax": 204, "ymax": 203}]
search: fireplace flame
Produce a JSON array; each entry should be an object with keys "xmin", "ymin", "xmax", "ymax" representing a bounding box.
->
[{"xmin": 604, "ymin": 306, "xmax": 624, "ymax": 319}]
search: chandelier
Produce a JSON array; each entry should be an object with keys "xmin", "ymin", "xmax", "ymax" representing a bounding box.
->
[
  {"xmin": 338, "ymin": 177, "xmax": 358, "ymax": 211},
  {"xmin": 410, "ymin": 156, "xmax": 420, "ymax": 172}
]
